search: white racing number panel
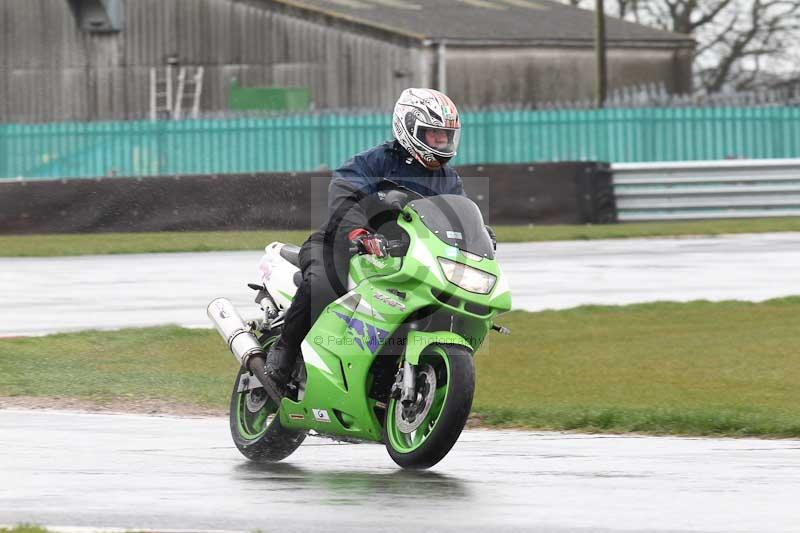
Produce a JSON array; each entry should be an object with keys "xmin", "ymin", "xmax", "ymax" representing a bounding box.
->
[{"xmin": 312, "ymin": 409, "xmax": 331, "ymax": 423}]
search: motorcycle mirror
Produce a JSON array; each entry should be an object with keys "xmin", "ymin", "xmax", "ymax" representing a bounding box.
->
[
  {"xmin": 383, "ymin": 190, "xmax": 408, "ymax": 211},
  {"xmin": 377, "ymin": 178, "xmax": 424, "ymax": 199}
]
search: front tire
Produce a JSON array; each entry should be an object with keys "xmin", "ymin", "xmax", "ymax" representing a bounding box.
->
[
  {"xmin": 384, "ymin": 344, "xmax": 475, "ymax": 469},
  {"xmin": 229, "ymin": 363, "xmax": 306, "ymax": 462}
]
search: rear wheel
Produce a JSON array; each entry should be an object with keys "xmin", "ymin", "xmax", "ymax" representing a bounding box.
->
[
  {"xmin": 384, "ymin": 344, "xmax": 474, "ymax": 469},
  {"xmin": 229, "ymin": 340, "xmax": 306, "ymax": 462}
]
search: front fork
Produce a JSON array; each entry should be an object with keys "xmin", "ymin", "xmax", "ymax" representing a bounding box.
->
[
  {"xmin": 389, "ymin": 329, "xmax": 473, "ymax": 405},
  {"xmin": 401, "ymin": 361, "xmax": 417, "ymax": 404},
  {"xmin": 390, "ymin": 361, "xmax": 418, "ymax": 405}
]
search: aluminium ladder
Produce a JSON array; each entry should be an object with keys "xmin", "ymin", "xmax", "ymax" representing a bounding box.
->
[{"xmin": 149, "ymin": 65, "xmax": 204, "ymax": 120}]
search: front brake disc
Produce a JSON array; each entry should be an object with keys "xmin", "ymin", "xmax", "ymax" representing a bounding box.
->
[{"xmin": 395, "ymin": 363, "xmax": 437, "ymax": 433}]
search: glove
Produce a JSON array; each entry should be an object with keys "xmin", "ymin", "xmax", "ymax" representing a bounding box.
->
[
  {"xmin": 348, "ymin": 228, "xmax": 389, "ymax": 258},
  {"xmin": 485, "ymin": 225, "xmax": 497, "ymax": 251}
]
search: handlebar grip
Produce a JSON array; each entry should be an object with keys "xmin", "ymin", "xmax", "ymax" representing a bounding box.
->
[{"xmin": 351, "ymin": 240, "xmax": 403, "ymax": 255}]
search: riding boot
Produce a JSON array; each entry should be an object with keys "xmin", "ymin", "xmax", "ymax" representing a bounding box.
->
[
  {"xmin": 245, "ymin": 338, "xmax": 291, "ymax": 405},
  {"xmin": 250, "ymin": 303, "xmax": 307, "ymax": 404},
  {"xmin": 264, "ymin": 334, "xmax": 295, "ymax": 385}
]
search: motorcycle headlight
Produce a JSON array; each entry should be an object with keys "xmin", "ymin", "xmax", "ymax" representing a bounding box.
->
[{"xmin": 437, "ymin": 257, "xmax": 497, "ymax": 294}]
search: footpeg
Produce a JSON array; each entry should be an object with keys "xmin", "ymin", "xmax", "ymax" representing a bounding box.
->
[{"xmin": 491, "ymin": 323, "xmax": 511, "ymax": 335}]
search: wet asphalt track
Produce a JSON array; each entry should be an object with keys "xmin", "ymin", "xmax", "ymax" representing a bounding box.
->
[
  {"xmin": 2, "ymin": 234, "xmax": 800, "ymax": 532},
  {"xmin": 2, "ymin": 410, "xmax": 799, "ymax": 533},
  {"xmin": 2, "ymin": 233, "xmax": 800, "ymax": 337}
]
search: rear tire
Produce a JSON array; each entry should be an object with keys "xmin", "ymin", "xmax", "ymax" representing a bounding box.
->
[
  {"xmin": 229, "ymin": 363, "xmax": 306, "ymax": 463},
  {"xmin": 384, "ymin": 344, "xmax": 474, "ymax": 469}
]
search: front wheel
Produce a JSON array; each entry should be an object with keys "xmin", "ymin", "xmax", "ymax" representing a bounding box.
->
[
  {"xmin": 229, "ymin": 363, "xmax": 306, "ymax": 462},
  {"xmin": 384, "ymin": 344, "xmax": 475, "ymax": 469}
]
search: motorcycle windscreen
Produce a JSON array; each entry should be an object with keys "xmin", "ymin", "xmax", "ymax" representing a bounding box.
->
[{"xmin": 409, "ymin": 194, "xmax": 494, "ymax": 260}]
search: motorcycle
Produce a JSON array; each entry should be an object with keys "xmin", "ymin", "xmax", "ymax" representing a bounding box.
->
[{"xmin": 207, "ymin": 182, "xmax": 511, "ymax": 469}]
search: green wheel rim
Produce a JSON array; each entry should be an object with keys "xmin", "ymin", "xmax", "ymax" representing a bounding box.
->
[
  {"xmin": 235, "ymin": 387, "xmax": 278, "ymax": 441},
  {"xmin": 235, "ymin": 335, "xmax": 278, "ymax": 441},
  {"xmin": 386, "ymin": 347, "xmax": 451, "ymax": 454}
]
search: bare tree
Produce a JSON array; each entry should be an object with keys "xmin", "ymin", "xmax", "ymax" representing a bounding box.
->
[{"xmin": 558, "ymin": 0, "xmax": 800, "ymax": 93}]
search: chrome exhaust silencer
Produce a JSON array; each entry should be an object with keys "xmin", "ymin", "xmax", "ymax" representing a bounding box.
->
[{"xmin": 206, "ymin": 297, "xmax": 266, "ymax": 367}]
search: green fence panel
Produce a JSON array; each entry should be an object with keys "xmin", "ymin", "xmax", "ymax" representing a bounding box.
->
[{"xmin": 3, "ymin": 106, "xmax": 800, "ymax": 179}]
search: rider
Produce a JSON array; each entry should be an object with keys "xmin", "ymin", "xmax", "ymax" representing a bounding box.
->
[{"xmin": 250, "ymin": 88, "xmax": 473, "ymax": 403}]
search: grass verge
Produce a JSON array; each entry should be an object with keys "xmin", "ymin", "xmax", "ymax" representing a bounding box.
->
[
  {"xmin": 0, "ymin": 526, "xmax": 49, "ymax": 533},
  {"xmin": 494, "ymin": 217, "xmax": 800, "ymax": 242},
  {"xmin": 475, "ymin": 297, "xmax": 800, "ymax": 436},
  {"xmin": 0, "ymin": 230, "xmax": 311, "ymax": 257},
  {"xmin": 2, "ymin": 218, "xmax": 800, "ymax": 257},
  {"xmin": 2, "ymin": 298, "xmax": 799, "ymax": 437}
]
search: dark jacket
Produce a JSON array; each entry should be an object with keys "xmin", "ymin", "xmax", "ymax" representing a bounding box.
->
[{"xmin": 323, "ymin": 140, "xmax": 465, "ymax": 243}]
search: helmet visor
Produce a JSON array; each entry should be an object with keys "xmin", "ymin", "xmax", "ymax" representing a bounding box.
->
[{"xmin": 413, "ymin": 123, "xmax": 461, "ymax": 157}]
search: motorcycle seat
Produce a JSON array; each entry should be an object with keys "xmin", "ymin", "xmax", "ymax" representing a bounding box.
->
[{"xmin": 279, "ymin": 244, "xmax": 301, "ymax": 268}]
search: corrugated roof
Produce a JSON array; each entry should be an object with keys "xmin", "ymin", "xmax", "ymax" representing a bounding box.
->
[{"xmin": 267, "ymin": 0, "xmax": 694, "ymax": 46}]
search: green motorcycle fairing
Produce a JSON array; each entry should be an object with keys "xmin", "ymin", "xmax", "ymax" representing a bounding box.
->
[{"xmin": 278, "ymin": 200, "xmax": 512, "ymax": 441}]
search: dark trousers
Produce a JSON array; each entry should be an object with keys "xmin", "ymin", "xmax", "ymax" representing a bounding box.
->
[{"xmin": 279, "ymin": 231, "xmax": 350, "ymax": 353}]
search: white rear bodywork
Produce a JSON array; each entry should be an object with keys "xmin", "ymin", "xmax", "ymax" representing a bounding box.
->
[{"xmin": 258, "ymin": 242, "xmax": 300, "ymax": 311}]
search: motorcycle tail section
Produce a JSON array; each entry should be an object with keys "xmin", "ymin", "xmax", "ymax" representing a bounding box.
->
[{"xmin": 258, "ymin": 242, "xmax": 300, "ymax": 310}]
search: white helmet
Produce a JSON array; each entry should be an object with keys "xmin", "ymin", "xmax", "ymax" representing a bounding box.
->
[{"xmin": 392, "ymin": 88, "xmax": 461, "ymax": 170}]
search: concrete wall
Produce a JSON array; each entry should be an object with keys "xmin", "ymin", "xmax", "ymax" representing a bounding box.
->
[{"xmin": 0, "ymin": 163, "xmax": 616, "ymax": 234}]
